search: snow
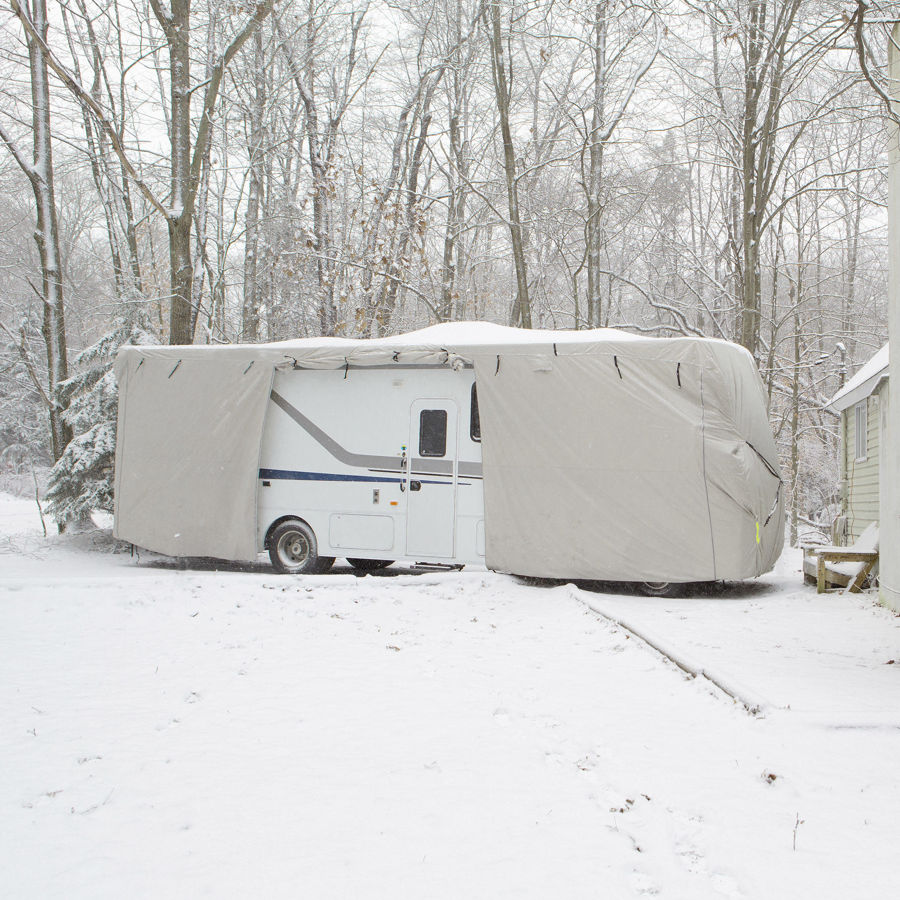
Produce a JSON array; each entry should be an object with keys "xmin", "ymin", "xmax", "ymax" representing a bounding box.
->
[
  {"xmin": 3, "ymin": 490, "xmax": 900, "ymax": 898},
  {"xmin": 128, "ymin": 321, "xmax": 648, "ymax": 365},
  {"xmin": 385, "ymin": 320, "xmax": 641, "ymax": 345},
  {"xmin": 826, "ymin": 343, "xmax": 888, "ymax": 411}
]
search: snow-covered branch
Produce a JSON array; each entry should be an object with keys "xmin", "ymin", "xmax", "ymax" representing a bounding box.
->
[{"xmin": 9, "ymin": 0, "xmax": 169, "ymax": 220}]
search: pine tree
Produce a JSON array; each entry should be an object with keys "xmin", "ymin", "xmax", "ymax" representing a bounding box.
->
[{"xmin": 44, "ymin": 316, "xmax": 157, "ymax": 525}]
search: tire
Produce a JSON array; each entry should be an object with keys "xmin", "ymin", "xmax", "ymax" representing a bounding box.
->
[
  {"xmin": 346, "ymin": 558, "xmax": 394, "ymax": 571},
  {"xmin": 640, "ymin": 581, "xmax": 676, "ymax": 597},
  {"xmin": 268, "ymin": 519, "xmax": 334, "ymax": 574}
]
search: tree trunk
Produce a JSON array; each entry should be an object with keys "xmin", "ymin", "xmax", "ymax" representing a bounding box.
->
[
  {"xmin": 150, "ymin": 0, "xmax": 276, "ymax": 344},
  {"xmin": 192, "ymin": 117, "xmax": 211, "ymax": 341},
  {"xmin": 441, "ymin": 4, "xmax": 470, "ymax": 322},
  {"xmin": 586, "ymin": 2, "xmax": 607, "ymax": 329},
  {"xmin": 309, "ymin": 147, "xmax": 335, "ymax": 335},
  {"xmin": 360, "ymin": 93, "xmax": 416, "ymax": 334},
  {"xmin": 843, "ymin": 166, "xmax": 863, "ymax": 357},
  {"xmin": 739, "ymin": 10, "xmax": 762, "ymax": 357},
  {"xmin": 440, "ymin": 99, "xmax": 463, "ymax": 321},
  {"xmin": 168, "ymin": 213, "xmax": 194, "ymax": 344},
  {"xmin": 302, "ymin": 3, "xmax": 336, "ymax": 335},
  {"xmin": 789, "ymin": 194, "xmax": 805, "ymax": 547},
  {"xmin": 382, "ymin": 82, "xmax": 437, "ymax": 331},
  {"xmin": 733, "ymin": 0, "xmax": 804, "ymax": 358},
  {"xmin": 164, "ymin": 0, "xmax": 193, "ymax": 343},
  {"xmin": 242, "ymin": 29, "xmax": 265, "ymax": 343},
  {"xmin": 27, "ymin": 0, "xmax": 71, "ymax": 463},
  {"xmin": 739, "ymin": 197, "xmax": 761, "ymax": 355},
  {"xmin": 121, "ymin": 171, "xmax": 145, "ymax": 302},
  {"xmin": 486, "ymin": 0, "xmax": 530, "ymax": 328}
]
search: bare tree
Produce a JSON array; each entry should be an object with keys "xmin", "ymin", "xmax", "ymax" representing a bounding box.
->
[
  {"xmin": 689, "ymin": 1, "xmax": 852, "ymax": 357},
  {"xmin": 438, "ymin": 0, "xmax": 481, "ymax": 321},
  {"xmin": 580, "ymin": 1, "xmax": 660, "ymax": 328},
  {"xmin": 1, "ymin": 0, "xmax": 71, "ymax": 467},
  {"xmin": 13, "ymin": 0, "xmax": 276, "ymax": 344},
  {"xmin": 484, "ymin": 0, "xmax": 531, "ymax": 327},
  {"xmin": 278, "ymin": 1, "xmax": 377, "ymax": 336},
  {"xmin": 147, "ymin": 0, "xmax": 276, "ymax": 343},
  {"xmin": 242, "ymin": 27, "xmax": 266, "ymax": 343},
  {"xmin": 60, "ymin": 0, "xmax": 145, "ymax": 308}
]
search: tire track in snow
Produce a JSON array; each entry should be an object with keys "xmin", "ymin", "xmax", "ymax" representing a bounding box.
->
[{"xmin": 569, "ymin": 585, "xmax": 772, "ymax": 717}]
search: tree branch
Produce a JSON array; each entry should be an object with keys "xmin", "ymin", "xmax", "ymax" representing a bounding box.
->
[
  {"xmin": 0, "ymin": 319, "xmax": 53, "ymax": 409},
  {"xmin": 0, "ymin": 120, "xmax": 38, "ymax": 184},
  {"xmin": 188, "ymin": 0, "xmax": 277, "ymax": 212},
  {"xmin": 10, "ymin": 0, "xmax": 169, "ymax": 219},
  {"xmin": 852, "ymin": 0, "xmax": 900, "ymax": 124}
]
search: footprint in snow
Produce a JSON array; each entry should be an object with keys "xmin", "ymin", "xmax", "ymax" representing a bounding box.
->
[{"xmin": 630, "ymin": 870, "xmax": 660, "ymax": 896}]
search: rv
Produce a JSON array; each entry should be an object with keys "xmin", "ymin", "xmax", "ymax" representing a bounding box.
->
[{"xmin": 113, "ymin": 322, "xmax": 784, "ymax": 585}]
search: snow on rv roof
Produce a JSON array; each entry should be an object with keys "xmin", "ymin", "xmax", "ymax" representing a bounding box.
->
[
  {"xmin": 379, "ymin": 321, "xmax": 640, "ymax": 345},
  {"xmin": 825, "ymin": 343, "xmax": 889, "ymax": 412},
  {"xmin": 115, "ymin": 322, "xmax": 643, "ymax": 372},
  {"xmin": 114, "ymin": 321, "xmax": 754, "ymax": 379},
  {"xmin": 271, "ymin": 320, "xmax": 641, "ymax": 351}
]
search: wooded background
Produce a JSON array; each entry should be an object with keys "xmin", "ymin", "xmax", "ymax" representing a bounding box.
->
[{"xmin": 0, "ymin": 0, "xmax": 896, "ymax": 539}]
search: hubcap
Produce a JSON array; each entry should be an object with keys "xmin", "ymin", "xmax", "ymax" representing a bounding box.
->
[{"xmin": 280, "ymin": 531, "xmax": 309, "ymax": 565}]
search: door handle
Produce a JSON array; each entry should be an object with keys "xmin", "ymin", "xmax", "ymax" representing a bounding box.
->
[{"xmin": 409, "ymin": 480, "xmax": 422, "ymax": 491}]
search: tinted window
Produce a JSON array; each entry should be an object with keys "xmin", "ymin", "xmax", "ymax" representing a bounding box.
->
[
  {"xmin": 419, "ymin": 409, "xmax": 447, "ymax": 457},
  {"xmin": 470, "ymin": 384, "xmax": 481, "ymax": 442}
]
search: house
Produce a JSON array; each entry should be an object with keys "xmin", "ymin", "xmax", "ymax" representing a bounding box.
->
[{"xmin": 825, "ymin": 344, "xmax": 888, "ymax": 545}]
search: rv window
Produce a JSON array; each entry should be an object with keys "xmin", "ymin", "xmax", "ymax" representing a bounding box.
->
[
  {"xmin": 419, "ymin": 409, "xmax": 447, "ymax": 457},
  {"xmin": 470, "ymin": 384, "xmax": 481, "ymax": 442}
]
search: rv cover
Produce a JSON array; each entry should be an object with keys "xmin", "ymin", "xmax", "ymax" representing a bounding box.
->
[{"xmin": 114, "ymin": 322, "xmax": 784, "ymax": 580}]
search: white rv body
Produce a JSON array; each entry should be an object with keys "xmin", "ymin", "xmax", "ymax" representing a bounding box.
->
[{"xmin": 257, "ymin": 365, "xmax": 485, "ymax": 566}]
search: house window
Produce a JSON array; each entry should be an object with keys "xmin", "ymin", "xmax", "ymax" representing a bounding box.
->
[
  {"xmin": 419, "ymin": 409, "xmax": 447, "ymax": 457},
  {"xmin": 854, "ymin": 401, "xmax": 867, "ymax": 462},
  {"xmin": 470, "ymin": 384, "xmax": 481, "ymax": 442}
]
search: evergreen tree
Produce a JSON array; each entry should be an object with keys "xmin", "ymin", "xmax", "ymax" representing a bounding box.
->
[{"xmin": 45, "ymin": 316, "xmax": 157, "ymax": 525}]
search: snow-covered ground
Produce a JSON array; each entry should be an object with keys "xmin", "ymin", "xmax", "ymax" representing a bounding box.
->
[{"xmin": 2, "ymin": 491, "xmax": 899, "ymax": 899}]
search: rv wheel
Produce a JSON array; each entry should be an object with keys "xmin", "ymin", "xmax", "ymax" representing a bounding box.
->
[
  {"xmin": 268, "ymin": 519, "xmax": 334, "ymax": 574},
  {"xmin": 347, "ymin": 558, "xmax": 394, "ymax": 571},
  {"xmin": 640, "ymin": 581, "xmax": 675, "ymax": 597}
]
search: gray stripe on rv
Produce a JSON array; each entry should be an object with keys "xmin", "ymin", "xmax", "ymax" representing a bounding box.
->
[
  {"xmin": 269, "ymin": 390, "xmax": 482, "ymax": 477},
  {"xmin": 271, "ymin": 390, "xmax": 402, "ymax": 471}
]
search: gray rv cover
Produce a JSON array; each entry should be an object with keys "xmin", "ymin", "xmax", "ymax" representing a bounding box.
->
[
  {"xmin": 113, "ymin": 348, "xmax": 275, "ymax": 561},
  {"xmin": 114, "ymin": 323, "xmax": 783, "ymax": 580}
]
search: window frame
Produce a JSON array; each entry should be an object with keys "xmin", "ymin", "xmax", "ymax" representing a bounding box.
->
[
  {"xmin": 470, "ymin": 383, "xmax": 481, "ymax": 443},
  {"xmin": 418, "ymin": 408, "xmax": 448, "ymax": 458},
  {"xmin": 854, "ymin": 400, "xmax": 868, "ymax": 462}
]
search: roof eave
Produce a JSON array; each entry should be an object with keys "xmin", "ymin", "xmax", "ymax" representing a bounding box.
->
[{"xmin": 826, "ymin": 371, "xmax": 889, "ymax": 413}]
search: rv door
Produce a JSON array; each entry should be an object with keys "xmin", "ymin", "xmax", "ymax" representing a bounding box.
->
[{"xmin": 407, "ymin": 400, "xmax": 458, "ymax": 558}]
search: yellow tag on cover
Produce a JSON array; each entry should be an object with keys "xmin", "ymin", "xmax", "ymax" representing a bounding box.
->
[{"xmin": 756, "ymin": 521, "xmax": 761, "ymax": 544}]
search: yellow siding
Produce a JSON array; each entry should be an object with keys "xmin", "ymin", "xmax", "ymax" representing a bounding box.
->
[{"xmin": 842, "ymin": 391, "xmax": 881, "ymax": 543}]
